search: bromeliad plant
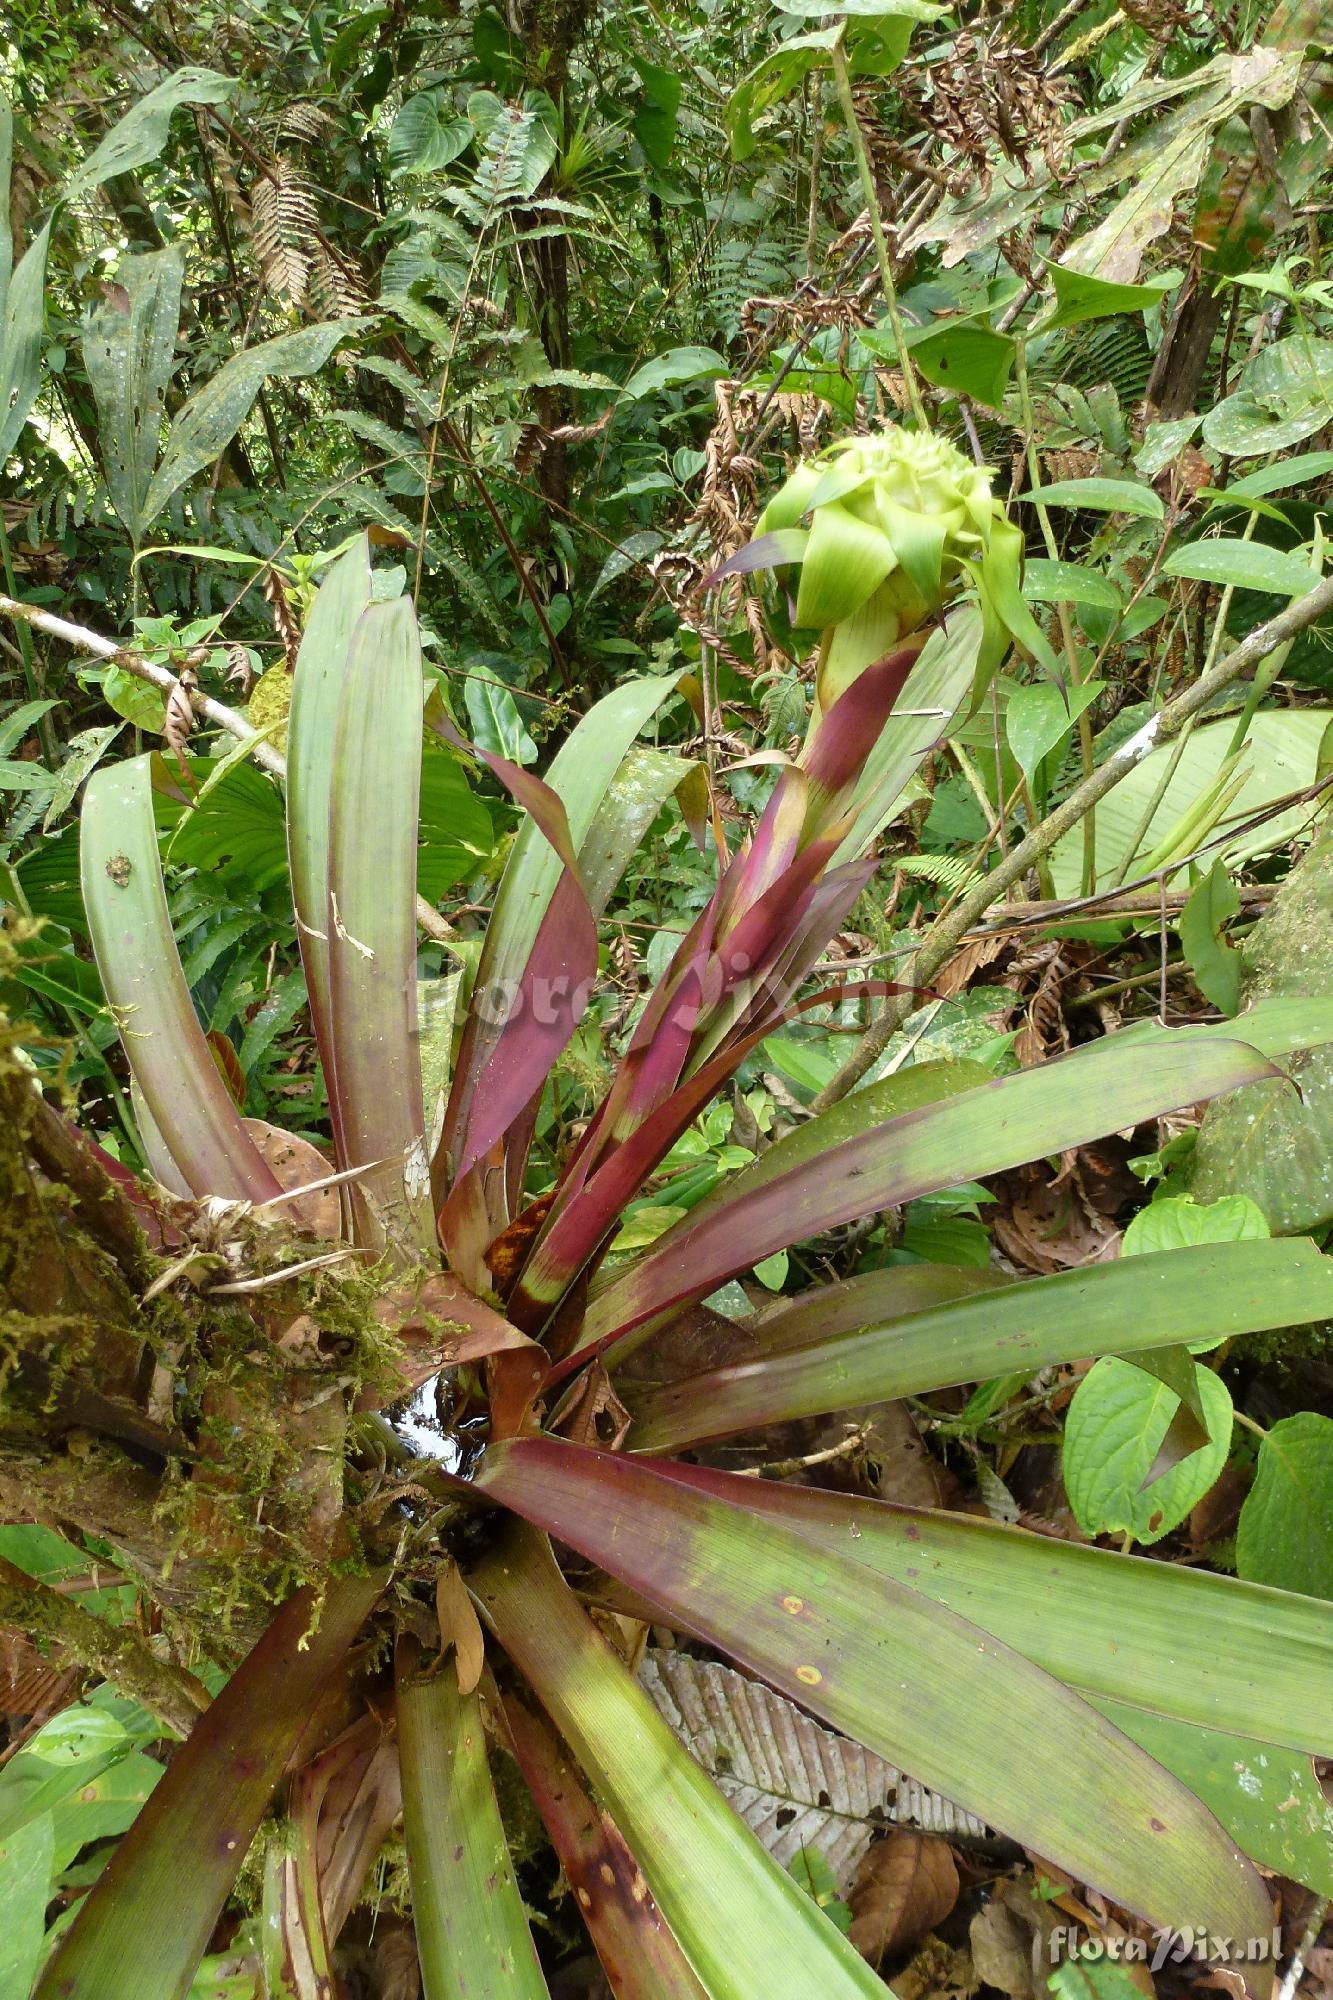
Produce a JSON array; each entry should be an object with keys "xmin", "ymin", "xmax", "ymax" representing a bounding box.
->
[{"xmin": 13, "ymin": 429, "xmax": 1333, "ymax": 2000}]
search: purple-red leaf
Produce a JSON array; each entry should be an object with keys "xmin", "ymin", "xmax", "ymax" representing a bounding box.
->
[
  {"xmin": 501, "ymin": 1692, "xmax": 709, "ymax": 1999},
  {"xmin": 34, "ymin": 1573, "xmax": 383, "ymax": 2000}
]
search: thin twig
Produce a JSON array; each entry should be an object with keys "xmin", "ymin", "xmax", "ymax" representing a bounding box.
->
[
  {"xmin": 829, "ymin": 37, "xmax": 927, "ymax": 427},
  {"xmin": 812, "ymin": 572, "xmax": 1333, "ymax": 1109},
  {"xmin": 1276, "ymin": 1899, "xmax": 1328, "ymax": 2000},
  {"xmin": 735, "ymin": 1425, "xmax": 870, "ymax": 1480},
  {"xmin": 0, "ymin": 593, "xmax": 286, "ymax": 775}
]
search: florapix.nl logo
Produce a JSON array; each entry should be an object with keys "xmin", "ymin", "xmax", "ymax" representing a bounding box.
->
[{"xmin": 1048, "ymin": 1926, "xmax": 1284, "ymax": 1972}]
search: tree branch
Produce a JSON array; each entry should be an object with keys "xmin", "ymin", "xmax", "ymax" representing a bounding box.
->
[
  {"xmin": 0, "ymin": 594, "xmax": 287, "ymax": 777},
  {"xmin": 0, "ymin": 1554, "xmax": 209, "ymax": 1738},
  {"xmin": 0, "ymin": 595, "xmax": 457, "ymax": 945},
  {"xmin": 813, "ymin": 571, "xmax": 1333, "ymax": 1110}
]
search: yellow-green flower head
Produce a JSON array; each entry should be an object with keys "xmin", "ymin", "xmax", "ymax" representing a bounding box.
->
[
  {"xmin": 757, "ymin": 426, "xmax": 998, "ymax": 633},
  {"xmin": 751, "ymin": 425, "xmax": 1058, "ymax": 704}
]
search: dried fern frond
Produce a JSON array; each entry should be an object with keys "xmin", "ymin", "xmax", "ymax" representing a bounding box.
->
[
  {"xmin": 249, "ymin": 159, "xmax": 319, "ymax": 308},
  {"xmin": 899, "ymin": 32, "xmax": 1075, "ymax": 194},
  {"xmin": 263, "ymin": 569, "xmax": 302, "ymax": 668},
  {"xmin": 278, "ymin": 101, "xmax": 335, "ymax": 144},
  {"xmin": 308, "ymin": 243, "xmax": 369, "ymax": 322}
]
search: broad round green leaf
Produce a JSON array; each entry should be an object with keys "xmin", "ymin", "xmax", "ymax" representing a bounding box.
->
[
  {"xmin": 1029, "ymin": 477, "xmax": 1164, "ymax": 519},
  {"xmin": 1063, "ymin": 1357, "xmax": 1232, "ymax": 1544},
  {"xmin": 1236, "ymin": 1413, "xmax": 1333, "ymax": 1599},
  {"xmin": 1022, "ymin": 559, "xmax": 1123, "ymax": 610}
]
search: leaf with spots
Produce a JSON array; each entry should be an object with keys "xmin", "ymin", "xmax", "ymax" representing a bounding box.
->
[
  {"xmin": 651, "ymin": 1464, "xmax": 1332, "ymax": 1756},
  {"xmin": 81, "ymin": 756, "xmax": 284, "ymax": 1204},
  {"xmin": 473, "ymin": 1439, "xmax": 1273, "ymax": 1946},
  {"xmin": 141, "ymin": 319, "xmax": 365, "ymax": 528},
  {"xmin": 1094, "ymin": 1700, "xmax": 1333, "ymax": 1897},
  {"xmin": 472, "ymin": 1525, "xmax": 889, "ymax": 2000},
  {"xmin": 501, "ymin": 1689, "xmax": 709, "ymax": 1999}
]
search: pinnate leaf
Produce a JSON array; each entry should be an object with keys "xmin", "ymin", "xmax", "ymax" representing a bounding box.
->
[{"xmin": 639, "ymin": 1651, "xmax": 983, "ymax": 1894}]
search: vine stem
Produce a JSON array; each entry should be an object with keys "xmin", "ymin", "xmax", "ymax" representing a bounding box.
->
[
  {"xmin": 828, "ymin": 35, "xmax": 928, "ymax": 429},
  {"xmin": 810, "ymin": 569, "xmax": 1333, "ymax": 1111},
  {"xmin": 0, "ymin": 594, "xmax": 457, "ymax": 944},
  {"xmin": 1013, "ymin": 335, "xmax": 1097, "ymax": 893}
]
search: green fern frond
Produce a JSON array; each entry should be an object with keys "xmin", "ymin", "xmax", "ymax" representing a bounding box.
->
[
  {"xmin": 329, "ymin": 410, "xmax": 427, "ymax": 479},
  {"xmin": 355, "ymin": 355, "xmax": 439, "ymax": 425},
  {"xmin": 895, "ymin": 851, "xmax": 979, "ymax": 893}
]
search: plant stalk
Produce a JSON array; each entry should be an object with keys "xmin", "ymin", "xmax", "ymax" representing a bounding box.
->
[
  {"xmin": 828, "ymin": 37, "xmax": 927, "ymax": 429},
  {"xmin": 1014, "ymin": 336, "xmax": 1097, "ymax": 893},
  {"xmin": 0, "ymin": 1555, "xmax": 209, "ymax": 1738}
]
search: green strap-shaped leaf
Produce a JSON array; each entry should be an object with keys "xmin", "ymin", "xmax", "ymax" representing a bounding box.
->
[
  {"xmin": 472, "ymin": 1525, "xmax": 888, "ymax": 2000},
  {"xmin": 34, "ymin": 1574, "xmax": 382, "ymax": 2000},
  {"xmin": 285, "ymin": 535, "xmax": 374, "ymax": 1168},
  {"xmin": 1092, "ymin": 1700, "xmax": 1333, "ymax": 1898},
  {"xmin": 81, "ymin": 756, "xmax": 283, "ymax": 1203},
  {"xmin": 396, "ymin": 1640, "xmax": 550, "ymax": 2000},
  {"xmin": 326, "ymin": 597, "xmax": 435, "ymax": 1253},
  {"xmin": 626, "ymin": 1238, "xmax": 1333, "ymax": 1451},
  {"xmin": 578, "ymin": 745, "xmax": 703, "ymax": 918},
  {"xmin": 82, "ymin": 248, "xmax": 185, "ymax": 544},
  {"xmin": 2, "ymin": 69, "xmax": 234, "ymax": 465},
  {"xmin": 0, "ymin": 91, "xmax": 13, "ymax": 311},
  {"xmin": 142, "ymin": 320, "xmax": 365, "ymax": 528},
  {"xmin": 580, "ymin": 1004, "xmax": 1333, "ymax": 1353},
  {"xmin": 0, "ymin": 213, "xmax": 53, "ymax": 464},
  {"xmin": 62, "ymin": 68, "xmax": 235, "ymax": 201},
  {"xmin": 834, "ymin": 606, "xmax": 987, "ymax": 859},
  {"xmin": 630, "ymin": 1462, "xmax": 1333, "ymax": 1756},
  {"xmin": 475, "ymin": 1443, "xmax": 1273, "ymax": 1946}
]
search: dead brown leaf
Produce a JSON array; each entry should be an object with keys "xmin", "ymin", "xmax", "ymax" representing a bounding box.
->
[
  {"xmin": 1014, "ymin": 952, "xmax": 1071, "ymax": 1071},
  {"xmin": 893, "ymin": 1935, "xmax": 979, "ymax": 2000},
  {"xmin": 980, "ymin": 1168, "xmax": 1112, "ymax": 1272},
  {"xmin": 969, "ymin": 1877, "xmax": 1064, "ymax": 2000},
  {"xmin": 970, "ymin": 1895, "xmax": 1038, "ymax": 1999},
  {"xmin": 933, "ymin": 932, "xmax": 1012, "ymax": 1000},
  {"xmin": 371, "ymin": 1925, "xmax": 421, "ymax": 2000},
  {"xmin": 850, "ymin": 1831, "xmax": 960, "ymax": 1966},
  {"xmin": 1184, "ymin": 1458, "xmax": 1252, "ymax": 1554},
  {"xmin": 435, "ymin": 1559, "xmax": 485, "ymax": 1697},
  {"xmin": 484, "ymin": 1191, "xmax": 556, "ymax": 1296},
  {"xmin": 0, "ymin": 1627, "xmax": 71, "ymax": 1718},
  {"xmin": 244, "ymin": 1118, "xmax": 340, "ymax": 1239}
]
